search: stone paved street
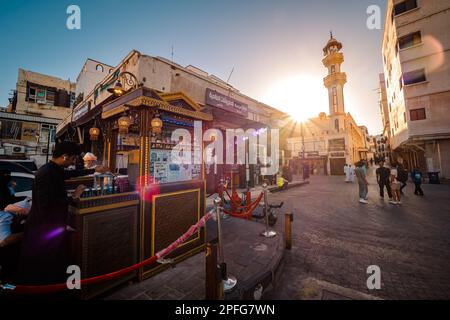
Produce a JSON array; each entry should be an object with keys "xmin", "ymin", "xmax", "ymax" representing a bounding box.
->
[{"xmin": 264, "ymin": 168, "xmax": 450, "ymax": 300}]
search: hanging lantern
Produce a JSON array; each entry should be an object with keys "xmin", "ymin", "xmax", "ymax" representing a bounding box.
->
[
  {"xmin": 107, "ymin": 79, "xmax": 125, "ymax": 96},
  {"xmin": 118, "ymin": 115, "xmax": 131, "ymax": 134},
  {"xmin": 151, "ymin": 115, "xmax": 163, "ymax": 134},
  {"xmin": 89, "ymin": 126, "xmax": 100, "ymax": 141}
]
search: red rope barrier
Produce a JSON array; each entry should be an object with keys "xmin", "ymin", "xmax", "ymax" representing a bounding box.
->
[
  {"xmin": 223, "ymin": 192, "xmax": 264, "ymax": 220},
  {"xmin": 231, "ymin": 192, "xmax": 264, "ymax": 210},
  {"xmin": 3, "ymin": 211, "xmax": 214, "ymax": 295}
]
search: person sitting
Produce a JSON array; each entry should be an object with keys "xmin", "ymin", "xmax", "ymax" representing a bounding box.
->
[
  {"xmin": 277, "ymin": 175, "xmax": 288, "ymax": 190},
  {"xmin": 0, "ymin": 198, "xmax": 32, "ymax": 247},
  {"xmin": 0, "ymin": 198, "xmax": 32, "ymax": 282},
  {"xmin": 0, "ymin": 170, "xmax": 26, "ymax": 211}
]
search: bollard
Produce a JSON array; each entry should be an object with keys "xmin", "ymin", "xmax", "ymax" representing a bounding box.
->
[
  {"xmin": 261, "ymin": 183, "xmax": 277, "ymax": 238},
  {"xmin": 284, "ymin": 213, "xmax": 294, "ymax": 250},
  {"xmin": 205, "ymin": 242, "xmax": 223, "ymax": 300},
  {"xmin": 214, "ymin": 197, "xmax": 237, "ymax": 292},
  {"xmin": 218, "ymin": 179, "xmax": 230, "ymax": 220},
  {"xmin": 219, "ymin": 178, "xmax": 224, "ymax": 206}
]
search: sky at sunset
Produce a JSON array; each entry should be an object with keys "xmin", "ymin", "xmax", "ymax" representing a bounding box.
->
[{"xmin": 0, "ymin": 0, "xmax": 387, "ymax": 134}]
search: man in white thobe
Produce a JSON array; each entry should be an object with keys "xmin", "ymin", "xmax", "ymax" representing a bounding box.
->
[{"xmin": 344, "ymin": 164, "xmax": 350, "ymax": 182}]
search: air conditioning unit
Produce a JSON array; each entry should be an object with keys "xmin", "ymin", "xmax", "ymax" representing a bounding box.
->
[{"xmin": 12, "ymin": 145, "xmax": 26, "ymax": 154}]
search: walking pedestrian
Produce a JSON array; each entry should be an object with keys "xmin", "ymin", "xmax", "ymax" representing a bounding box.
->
[
  {"xmin": 396, "ymin": 159, "xmax": 408, "ymax": 195},
  {"xmin": 355, "ymin": 161, "xmax": 369, "ymax": 204},
  {"xmin": 376, "ymin": 161, "xmax": 393, "ymax": 200},
  {"xmin": 344, "ymin": 164, "xmax": 350, "ymax": 182},
  {"xmin": 411, "ymin": 167, "xmax": 424, "ymax": 196},
  {"xmin": 389, "ymin": 164, "xmax": 402, "ymax": 205},
  {"xmin": 349, "ymin": 164, "xmax": 355, "ymax": 182}
]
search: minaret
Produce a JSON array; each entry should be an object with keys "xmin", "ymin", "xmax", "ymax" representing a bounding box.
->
[{"xmin": 322, "ymin": 33, "xmax": 347, "ymax": 132}]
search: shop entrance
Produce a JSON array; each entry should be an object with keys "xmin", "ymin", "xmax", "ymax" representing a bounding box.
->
[{"xmin": 330, "ymin": 158, "xmax": 346, "ymax": 175}]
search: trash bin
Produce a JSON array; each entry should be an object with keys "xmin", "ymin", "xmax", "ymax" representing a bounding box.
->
[{"xmin": 427, "ymin": 172, "xmax": 440, "ymax": 184}]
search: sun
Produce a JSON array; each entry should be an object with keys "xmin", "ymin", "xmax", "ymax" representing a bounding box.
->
[{"xmin": 261, "ymin": 75, "xmax": 328, "ymax": 122}]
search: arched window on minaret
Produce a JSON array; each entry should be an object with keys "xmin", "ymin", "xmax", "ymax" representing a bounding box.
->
[
  {"xmin": 331, "ymin": 65, "xmax": 336, "ymax": 74},
  {"xmin": 335, "ymin": 119, "xmax": 339, "ymax": 132},
  {"xmin": 332, "ymin": 87, "xmax": 338, "ymax": 113}
]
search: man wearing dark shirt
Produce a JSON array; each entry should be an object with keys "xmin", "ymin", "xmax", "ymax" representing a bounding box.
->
[
  {"xmin": 17, "ymin": 142, "xmax": 100, "ymax": 286},
  {"xmin": 376, "ymin": 161, "xmax": 392, "ymax": 200}
]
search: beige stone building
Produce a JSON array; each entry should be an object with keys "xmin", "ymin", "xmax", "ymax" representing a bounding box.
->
[
  {"xmin": 59, "ymin": 50, "xmax": 284, "ymax": 131},
  {"xmin": 0, "ymin": 69, "xmax": 76, "ymax": 166},
  {"xmin": 286, "ymin": 35, "xmax": 368, "ymax": 175},
  {"xmin": 57, "ymin": 50, "xmax": 287, "ymax": 190},
  {"xmin": 382, "ymin": 0, "xmax": 450, "ymax": 178}
]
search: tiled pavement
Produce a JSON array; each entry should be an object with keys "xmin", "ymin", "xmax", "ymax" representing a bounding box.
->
[
  {"xmin": 104, "ymin": 214, "xmax": 285, "ymax": 300},
  {"xmin": 104, "ymin": 168, "xmax": 450, "ymax": 300},
  {"xmin": 263, "ymin": 168, "xmax": 450, "ymax": 300}
]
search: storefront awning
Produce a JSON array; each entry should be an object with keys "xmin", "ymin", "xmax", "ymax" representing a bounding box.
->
[
  {"xmin": 102, "ymin": 87, "xmax": 213, "ymax": 121},
  {"xmin": 0, "ymin": 111, "xmax": 60, "ymax": 125},
  {"xmin": 211, "ymin": 107, "xmax": 269, "ymax": 130},
  {"xmin": 74, "ymin": 106, "xmax": 102, "ymax": 127}
]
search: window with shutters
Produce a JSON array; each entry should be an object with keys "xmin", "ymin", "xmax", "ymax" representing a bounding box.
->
[
  {"xmin": 403, "ymin": 69, "xmax": 426, "ymax": 85},
  {"xmin": 46, "ymin": 90, "xmax": 56, "ymax": 105},
  {"xmin": 394, "ymin": 0, "xmax": 418, "ymax": 16},
  {"xmin": 332, "ymin": 87, "xmax": 338, "ymax": 112},
  {"xmin": 28, "ymin": 87, "xmax": 36, "ymax": 102},
  {"xmin": 27, "ymin": 83, "xmax": 60, "ymax": 106},
  {"xmin": 399, "ymin": 31, "xmax": 422, "ymax": 50},
  {"xmin": 410, "ymin": 108, "xmax": 426, "ymax": 121}
]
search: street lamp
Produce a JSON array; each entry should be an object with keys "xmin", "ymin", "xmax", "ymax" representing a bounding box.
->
[
  {"xmin": 45, "ymin": 127, "xmax": 53, "ymax": 164},
  {"xmin": 107, "ymin": 71, "xmax": 139, "ymax": 97},
  {"xmin": 299, "ymin": 121, "xmax": 306, "ymax": 180}
]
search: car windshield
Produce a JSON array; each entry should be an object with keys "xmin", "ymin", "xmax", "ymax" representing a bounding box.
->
[
  {"xmin": 0, "ymin": 161, "xmax": 34, "ymax": 174},
  {"xmin": 16, "ymin": 161, "xmax": 38, "ymax": 172}
]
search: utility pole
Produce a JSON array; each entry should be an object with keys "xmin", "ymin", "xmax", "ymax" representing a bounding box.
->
[{"xmin": 45, "ymin": 127, "xmax": 52, "ymax": 163}]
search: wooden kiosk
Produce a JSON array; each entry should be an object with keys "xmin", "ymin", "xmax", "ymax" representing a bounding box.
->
[{"xmin": 67, "ymin": 87, "xmax": 213, "ymax": 298}]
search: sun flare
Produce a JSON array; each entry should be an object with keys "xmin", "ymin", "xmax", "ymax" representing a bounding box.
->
[{"xmin": 262, "ymin": 75, "xmax": 328, "ymax": 122}]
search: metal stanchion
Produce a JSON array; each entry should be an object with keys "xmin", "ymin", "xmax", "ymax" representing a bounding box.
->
[
  {"xmin": 214, "ymin": 197, "xmax": 237, "ymax": 292},
  {"xmin": 261, "ymin": 183, "xmax": 277, "ymax": 238},
  {"xmin": 219, "ymin": 179, "xmax": 230, "ymax": 220}
]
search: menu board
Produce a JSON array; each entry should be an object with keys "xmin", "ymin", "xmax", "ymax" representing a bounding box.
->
[{"xmin": 150, "ymin": 149, "xmax": 201, "ymax": 184}]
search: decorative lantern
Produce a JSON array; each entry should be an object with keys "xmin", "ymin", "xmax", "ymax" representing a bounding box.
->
[
  {"xmin": 89, "ymin": 126, "xmax": 100, "ymax": 141},
  {"xmin": 107, "ymin": 79, "xmax": 125, "ymax": 96},
  {"xmin": 118, "ymin": 115, "xmax": 131, "ymax": 134},
  {"xmin": 151, "ymin": 115, "xmax": 163, "ymax": 134}
]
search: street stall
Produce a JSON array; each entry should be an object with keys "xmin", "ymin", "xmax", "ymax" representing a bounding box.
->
[{"xmin": 65, "ymin": 84, "xmax": 213, "ymax": 298}]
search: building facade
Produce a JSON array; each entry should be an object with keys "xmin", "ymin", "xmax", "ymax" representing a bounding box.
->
[
  {"xmin": 0, "ymin": 69, "xmax": 76, "ymax": 166},
  {"xmin": 286, "ymin": 35, "xmax": 368, "ymax": 175},
  {"xmin": 57, "ymin": 50, "xmax": 288, "ymax": 191},
  {"xmin": 382, "ymin": 0, "xmax": 450, "ymax": 178}
]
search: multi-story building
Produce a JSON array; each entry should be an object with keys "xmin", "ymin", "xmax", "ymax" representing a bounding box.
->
[
  {"xmin": 382, "ymin": 0, "xmax": 450, "ymax": 178},
  {"xmin": 286, "ymin": 35, "xmax": 368, "ymax": 175},
  {"xmin": 0, "ymin": 69, "xmax": 76, "ymax": 166},
  {"xmin": 373, "ymin": 134, "xmax": 390, "ymax": 162}
]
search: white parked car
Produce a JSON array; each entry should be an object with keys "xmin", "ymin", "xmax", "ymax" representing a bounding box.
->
[{"xmin": 10, "ymin": 172, "xmax": 34, "ymax": 198}]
